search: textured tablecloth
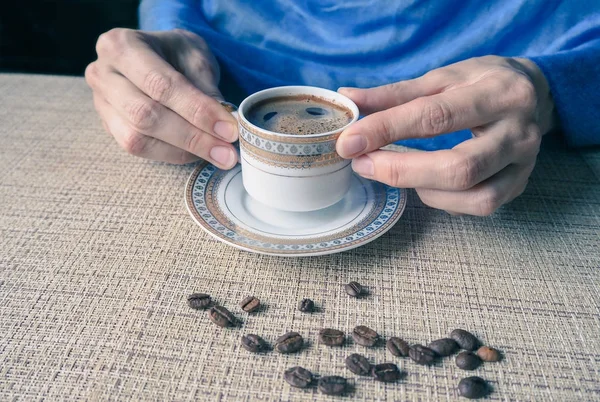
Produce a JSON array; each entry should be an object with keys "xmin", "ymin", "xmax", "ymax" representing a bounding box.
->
[{"xmin": 1, "ymin": 74, "xmax": 599, "ymax": 401}]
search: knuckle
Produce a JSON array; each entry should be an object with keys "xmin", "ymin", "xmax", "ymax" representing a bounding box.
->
[
  {"xmin": 126, "ymin": 99, "xmax": 159, "ymax": 131},
  {"xmin": 189, "ymin": 100, "xmax": 211, "ymax": 127},
  {"xmin": 143, "ymin": 70, "xmax": 176, "ymax": 102},
  {"xmin": 476, "ymin": 187, "xmax": 503, "ymax": 216},
  {"xmin": 84, "ymin": 62, "xmax": 99, "ymax": 87},
  {"xmin": 96, "ymin": 28, "xmax": 130, "ymax": 55},
  {"xmin": 419, "ymin": 100, "xmax": 454, "ymax": 135},
  {"xmin": 121, "ymin": 129, "xmax": 148, "ymax": 156},
  {"xmin": 509, "ymin": 75, "xmax": 537, "ymax": 109},
  {"xmin": 449, "ymin": 154, "xmax": 481, "ymax": 190},
  {"xmin": 184, "ymin": 131, "xmax": 207, "ymax": 153}
]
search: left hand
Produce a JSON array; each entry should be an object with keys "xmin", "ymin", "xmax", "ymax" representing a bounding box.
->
[{"xmin": 336, "ymin": 56, "xmax": 556, "ymax": 216}]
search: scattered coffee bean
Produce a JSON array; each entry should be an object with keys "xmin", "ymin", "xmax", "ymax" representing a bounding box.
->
[
  {"xmin": 284, "ymin": 366, "xmax": 313, "ymax": 388},
  {"xmin": 187, "ymin": 293, "xmax": 212, "ymax": 310},
  {"xmin": 298, "ymin": 298, "xmax": 315, "ymax": 313},
  {"xmin": 372, "ymin": 363, "xmax": 403, "ymax": 383},
  {"xmin": 208, "ymin": 306, "xmax": 236, "ymax": 328},
  {"xmin": 345, "ymin": 353, "xmax": 371, "ymax": 376},
  {"xmin": 409, "ymin": 344, "xmax": 437, "ymax": 365},
  {"xmin": 275, "ymin": 332, "xmax": 304, "ymax": 353},
  {"xmin": 476, "ymin": 346, "xmax": 502, "ymax": 362},
  {"xmin": 427, "ymin": 338, "xmax": 460, "ymax": 357},
  {"xmin": 458, "ymin": 376, "xmax": 489, "ymax": 399},
  {"xmin": 240, "ymin": 296, "xmax": 261, "ymax": 313},
  {"xmin": 345, "ymin": 281, "xmax": 363, "ymax": 297},
  {"xmin": 318, "ymin": 376, "xmax": 347, "ymax": 396},
  {"xmin": 319, "ymin": 328, "xmax": 345, "ymax": 347},
  {"xmin": 456, "ymin": 351, "xmax": 482, "ymax": 370},
  {"xmin": 352, "ymin": 325, "xmax": 379, "ymax": 347},
  {"xmin": 387, "ymin": 337, "xmax": 410, "ymax": 357},
  {"xmin": 450, "ymin": 329, "xmax": 480, "ymax": 351},
  {"xmin": 241, "ymin": 334, "xmax": 268, "ymax": 353}
]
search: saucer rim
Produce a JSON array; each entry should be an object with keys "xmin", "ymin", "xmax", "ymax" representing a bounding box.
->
[{"xmin": 184, "ymin": 162, "xmax": 406, "ymax": 257}]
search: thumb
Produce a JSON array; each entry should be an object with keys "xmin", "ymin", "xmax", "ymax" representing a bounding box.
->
[{"xmin": 338, "ymin": 77, "xmax": 440, "ymax": 115}]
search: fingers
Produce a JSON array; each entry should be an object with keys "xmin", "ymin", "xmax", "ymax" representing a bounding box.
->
[
  {"xmin": 93, "ymin": 94, "xmax": 199, "ymax": 164},
  {"xmin": 338, "ymin": 80, "xmax": 508, "ymax": 158},
  {"xmin": 95, "ymin": 29, "xmax": 238, "ymax": 142},
  {"xmin": 350, "ymin": 130, "xmax": 518, "ymax": 190},
  {"xmin": 415, "ymin": 163, "xmax": 534, "ymax": 216},
  {"xmin": 87, "ymin": 66, "xmax": 237, "ymax": 168}
]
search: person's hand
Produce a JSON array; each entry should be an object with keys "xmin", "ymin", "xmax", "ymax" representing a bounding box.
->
[
  {"xmin": 85, "ymin": 28, "xmax": 238, "ymax": 168},
  {"xmin": 337, "ymin": 56, "xmax": 557, "ymax": 216}
]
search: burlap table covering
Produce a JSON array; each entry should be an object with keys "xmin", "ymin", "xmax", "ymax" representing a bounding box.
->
[{"xmin": 0, "ymin": 74, "xmax": 599, "ymax": 401}]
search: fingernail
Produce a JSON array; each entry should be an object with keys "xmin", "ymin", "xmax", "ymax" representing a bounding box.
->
[
  {"xmin": 338, "ymin": 135, "xmax": 367, "ymax": 157},
  {"xmin": 209, "ymin": 146, "xmax": 236, "ymax": 168},
  {"xmin": 213, "ymin": 121, "xmax": 237, "ymax": 142},
  {"xmin": 352, "ymin": 155, "xmax": 374, "ymax": 177}
]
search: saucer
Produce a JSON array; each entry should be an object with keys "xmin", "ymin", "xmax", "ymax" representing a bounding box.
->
[{"xmin": 185, "ymin": 162, "xmax": 406, "ymax": 257}]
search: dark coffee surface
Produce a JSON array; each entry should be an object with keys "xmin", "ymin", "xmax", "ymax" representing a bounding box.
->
[{"xmin": 246, "ymin": 95, "xmax": 352, "ymax": 135}]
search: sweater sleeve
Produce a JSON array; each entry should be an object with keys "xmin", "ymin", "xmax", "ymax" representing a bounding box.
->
[
  {"xmin": 139, "ymin": 0, "xmax": 204, "ymax": 31},
  {"xmin": 529, "ymin": 42, "xmax": 600, "ymax": 148}
]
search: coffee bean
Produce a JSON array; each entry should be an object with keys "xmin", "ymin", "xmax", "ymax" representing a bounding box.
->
[
  {"xmin": 387, "ymin": 337, "xmax": 410, "ymax": 357},
  {"xmin": 284, "ymin": 366, "xmax": 313, "ymax": 388},
  {"xmin": 371, "ymin": 363, "xmax": 403, "ymax": 383},
  {"xmin": 427, "ymin": 338, "xmax": 459, "ymax": 357},
  {"xmin": 345, "ymin": 353, "xmax": 371, "ymax": 376},
  {"xmin": 240, "ymin": 296, "xmax": 260, "ymax": 313},
  {"xmin": 476, "ymin": 346, "xmax": 502, "ymax": 362},
  {"xmin": 458, "ymin": 376, "xmax": 489, "ymax": 399},
  {"xmin": 345, "ymin": 281, "xmax": 363, "ymax": 297},
  {"xmin": 318, "ymin": 376, "xmax": 347, "ymax": 396},
  {"xmin": 298, "ymin": 298, "xmax": 315, "ymax": 313},
  {"xmin": 456, "ymin": 351, "xmax": 482, "ymax": 370},
  {"xmin": 319, "ymin": 328, "xmax": 345, "ymax": 346},
  {"xmin": 351, "ymin": 325, "xmax": 379, "ymax": 347},
  {"xmin": 187, "ymin": 293, "xmax": 211, "ymax": 310},
  {"xmin": 275, "ymin": 332, "xmax": 304, "ymax": 353},
  {"xmin": 450, "ymin": 329, "xmax": 480, "ymax": 351},
  {"xmin": 409, "ymin": 344, "xmax": 437, "ymax": 365},
  {"xmin": 208, "ymin": 306, "xmax": 236, "ymax": 328},
  {"xmin": 241, "ymin": 334, "xmax": 268, "ymax": 353}
]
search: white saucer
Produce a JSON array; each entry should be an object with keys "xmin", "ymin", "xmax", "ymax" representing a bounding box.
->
[{"xmin": 185, "ymin": 162, "xmax": 406, "ymax": 257}]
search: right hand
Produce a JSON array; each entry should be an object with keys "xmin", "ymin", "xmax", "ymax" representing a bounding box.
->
[{"xmin": 85, "ymin": 28, "xmax": 238, "ymax": 168}]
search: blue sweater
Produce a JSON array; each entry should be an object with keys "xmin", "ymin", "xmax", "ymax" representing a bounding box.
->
[{"xmin": 140, "ymin": 0, "xmax": 600, "ymax": 150}]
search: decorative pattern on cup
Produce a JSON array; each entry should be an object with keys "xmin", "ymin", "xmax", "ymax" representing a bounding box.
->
[{"xmin": 239, "ymin": 124, "xmax": 343, "ymax": 169}]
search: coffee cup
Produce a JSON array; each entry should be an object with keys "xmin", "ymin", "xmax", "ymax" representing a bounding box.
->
[{"xmin": 227, "ymin": 86, "xmax": 359, "ymax": 212}]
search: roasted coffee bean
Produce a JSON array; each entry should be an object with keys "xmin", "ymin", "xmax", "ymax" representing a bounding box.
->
[
  {"xmin": 409, "ymin": 344, "xmax": 437, "ymax": 365},
  {"xmin": 241, "ymin": 334, "xmax": 268, "ymax": 353},
  {"xmin": 298, "ymin": 298, "xmax": 315, "ymax": 313},
  {"xmin": 284, "ymin": 366, "xmax": 313, "ymax": 388},
  {"xmin": 318, "ymin": 376, "xmax": 347, "ymax": 396},
  {"xmin": 456, "ymin": 352, "xmax": 482, "ymax": 370},
  {"xmin": 208, "ymin": 306, "xmax": 236, "ymax": 328},
  {"xmin": 387, "ymin": 337, "xmax": 410, "ymax": 357},
  {"xmin": 345, "ymin": 353, "xmax": 371, "ymax": 376},
  {"xmin": 275, "ymin": 332, "xmax": 304, "ymax": 353},
  {"xmin": 187, "ymin": 293, "xmax": 211, "ymax": 310},
  {"xmin": 476, "ymin": 346, "xmax": 502, "ymax": 362},
  {"xmin": 458, "ymin": 376, "xmax": 489, "ymax": 399},
  {"xmin": 319, "ymin": 328, "xmax": 345, "ymax": 346},
  {"xmin": 450, "ymin": 329, "xmax": 480, "ymax": 351},
  {"xmin": 345, "ymin": 281, "xmax": 363, "ymax": 297},
  {"xmin": 352, "ymin": 325, "xmax": 379, "ymax": 347},
  {"xmin": 427, "ymin": 338, "xmax": 460, "ymax": 357},
  {"xmin": 372, "ymin": 363, "xmax": 403, "ymax": 383},
  {"xmin": 240, "ymin": 296, "xmax": 260, "ymax": 313}
]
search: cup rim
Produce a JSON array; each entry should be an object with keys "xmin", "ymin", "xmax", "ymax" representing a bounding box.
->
[{"xmin": 237, "ymin": 86, "xmax": 359, "ymax": 139}]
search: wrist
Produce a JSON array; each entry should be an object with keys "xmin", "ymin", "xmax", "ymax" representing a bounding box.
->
[{"xmin": 512, "ymin": 57, "xmax": 558, "ymax": 134}]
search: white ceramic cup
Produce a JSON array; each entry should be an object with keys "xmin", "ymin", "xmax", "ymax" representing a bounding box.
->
[{"xmin": 231, "ymin": 86, "xmax": 359, "ymax": 212}]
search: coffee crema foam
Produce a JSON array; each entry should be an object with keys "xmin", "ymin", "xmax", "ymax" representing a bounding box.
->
[{"xmin": 246, "ymin": 95, "xmax": 353, "ymax": 135}]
